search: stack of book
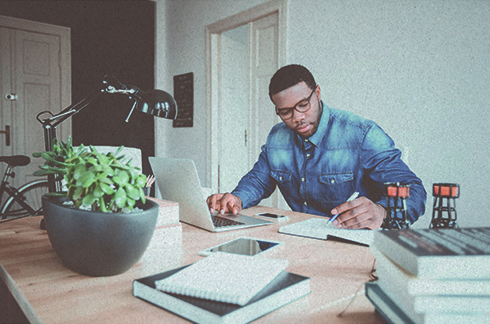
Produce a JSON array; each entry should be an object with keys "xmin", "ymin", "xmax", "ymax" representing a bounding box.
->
[
  {"xmin": 133, "ymin": 252, "xmax": 311, "ymax": 324},
  {"xmin": 366, "ymin": 227, "xmax": 490, "ymax": 324}
]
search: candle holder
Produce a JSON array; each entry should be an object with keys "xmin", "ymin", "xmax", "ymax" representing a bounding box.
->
[
  {"xmin": 383, "ymin": 182, "xmax": 411, "ymax": 229},
  {"xmin": 431, "ymin": 183, "xmax": 459, "ymax": 228}
]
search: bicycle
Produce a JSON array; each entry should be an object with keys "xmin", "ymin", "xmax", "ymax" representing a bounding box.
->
[{"xmin": 0, "ymin": 155, "xmax": 49, "ymax": 223}]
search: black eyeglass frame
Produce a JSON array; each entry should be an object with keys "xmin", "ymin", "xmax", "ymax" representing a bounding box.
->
[{"xmin": 275, "ymin": 86, "xmax": 317, "ymax": 119}]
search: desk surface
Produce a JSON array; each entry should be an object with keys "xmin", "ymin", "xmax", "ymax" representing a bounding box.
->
[{"xmin": 0, "ymin": 206, "xmax": 381, "ymax": 324}]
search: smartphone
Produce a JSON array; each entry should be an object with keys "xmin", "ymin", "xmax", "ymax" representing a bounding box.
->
[{"xmin": 255, "ymin": 212, "xmax": 289, "ymax": 221}]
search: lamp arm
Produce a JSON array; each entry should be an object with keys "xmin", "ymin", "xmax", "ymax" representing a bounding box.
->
[
  {"xmin": 36, "ymin": 76, "xmax": 136, "ymax": 192},
  {"xmin": 35, "ymin": 74, "xmax": 176, "ymax": 193}
]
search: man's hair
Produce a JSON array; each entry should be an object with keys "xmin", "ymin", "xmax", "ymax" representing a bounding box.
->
[{"xmin": 268, "ymin": 64, "xmax": 316, "ymax": 100}]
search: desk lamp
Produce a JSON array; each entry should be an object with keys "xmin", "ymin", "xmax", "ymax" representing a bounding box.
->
[{"xmin": 36, "ymin": 75, "xmax": 178, "ymax": 192}]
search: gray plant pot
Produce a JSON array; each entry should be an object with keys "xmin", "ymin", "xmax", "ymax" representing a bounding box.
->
[{"xmin": 42, "ymin": 195, "xmax": 158, "ymax": 277}]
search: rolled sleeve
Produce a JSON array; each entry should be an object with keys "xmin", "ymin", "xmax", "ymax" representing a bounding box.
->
[
  {"xmin": 231, "ymin": 145, "xmax": 276, "ymax": 209},
  {"xmin": 361, "ymin": 124, "xmax": 427, "ymax": 223}
]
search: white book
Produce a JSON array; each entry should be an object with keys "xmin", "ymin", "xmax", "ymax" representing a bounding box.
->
[
  {"xmin": 371, "ymin": 247, "xmax": 490, "ymax": 322},
  {"xmin": 366, "ymin": 282, "xmax": 490, "ymax": 324},
  {"xmin": 372, "ymin": 227, "xmax": 490, "ymax": 279},
  {"xmin": 154, "ymin": 252, "xmax": 289, "ymax": 306},
  {"xmin": 134, "ymin": 266, "xmax": 310, "ymax": 324},
  {"xmin": 279, "ymin": 218, "xmax": 375, "ymax": 246},
  {"xmin": 372, "ymin": 246, "xmax": 490, "ymax": 296}
]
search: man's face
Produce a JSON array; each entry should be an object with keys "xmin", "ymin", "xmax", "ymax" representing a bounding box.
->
[{"xmin": 272, "ymin": 81, "xmax": 322, "ymax": 139}]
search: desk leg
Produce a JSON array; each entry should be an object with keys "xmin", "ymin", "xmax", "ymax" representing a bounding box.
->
[{"xmin": 0, "ymin": 279, "xmax": 29, "ymax": 324}]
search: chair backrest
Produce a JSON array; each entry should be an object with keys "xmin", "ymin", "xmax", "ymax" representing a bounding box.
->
[{"xmin": 89, "ymin": 146, "xmax": 143, "ymax": 171}]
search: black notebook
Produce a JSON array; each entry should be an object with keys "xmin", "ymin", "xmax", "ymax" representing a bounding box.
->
[{"xmin": 133, "ymin": 265, "xmax": 311, "ymax": 324}]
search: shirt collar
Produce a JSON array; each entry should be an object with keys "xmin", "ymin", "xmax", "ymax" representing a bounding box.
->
[{"xmin": 301, "ymin": 101, "xmax": 329, "ymax": 147}]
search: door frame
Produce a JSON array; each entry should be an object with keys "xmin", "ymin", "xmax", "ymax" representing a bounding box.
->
[
  {"xmin": 205, "ymin": 0, "xmax": 287, "ymax": 192},
  {"xmin": 0, "ymin": 15, "xmax": 72, "ymax": 145}
]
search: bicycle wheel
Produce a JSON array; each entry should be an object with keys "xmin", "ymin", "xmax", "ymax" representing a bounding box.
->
[{"xmin": 1, "ymin": 179, "xmax": 49, "ymax": 219}]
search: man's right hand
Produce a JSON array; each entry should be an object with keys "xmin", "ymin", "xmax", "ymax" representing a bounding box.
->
[{"xmin": 206, "ymin": 193, "xmax": 243, "ymax": 215}]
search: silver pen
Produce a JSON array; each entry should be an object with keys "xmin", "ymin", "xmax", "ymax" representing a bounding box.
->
[{"xmin": 326, "ymin": 192, "xmax": 360, "ymax": 227}]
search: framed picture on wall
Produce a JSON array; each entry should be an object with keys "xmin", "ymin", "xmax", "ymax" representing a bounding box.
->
[{"xmin": 173, "ymin": 72, "xmax": 193, "ymax": 128}]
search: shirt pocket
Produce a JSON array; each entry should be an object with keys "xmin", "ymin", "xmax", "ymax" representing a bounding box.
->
[
  {"xmin": 270, "ymin": 170, "xmax": 295, "ymax": 198},
  {"xmin": 318, "ymin": 172, "xmax": 354, "ymax": 206},
  {"xmin": 270, "ymin": 170, "xmax": 292, "ymax": 184}
]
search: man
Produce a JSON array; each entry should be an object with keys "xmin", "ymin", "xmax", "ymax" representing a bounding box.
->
[{"xmin": 207, "ymin": 64, "xmax": 426, "ymax": 229}]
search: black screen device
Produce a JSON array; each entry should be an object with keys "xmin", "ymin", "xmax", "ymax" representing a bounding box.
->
[{"xmin": 256, "ymin": 212, "xmax": 285, "ymax": 219}]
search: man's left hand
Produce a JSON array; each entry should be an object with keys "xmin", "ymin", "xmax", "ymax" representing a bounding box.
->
[{"xmin": 330, "ymin": 196, "xmax": 386, "ymax": 230}]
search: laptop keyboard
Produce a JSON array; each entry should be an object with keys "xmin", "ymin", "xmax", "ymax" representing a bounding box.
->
[{"xmin": 212, "ymin": 216, "xmax": 244, "ymax": 227}]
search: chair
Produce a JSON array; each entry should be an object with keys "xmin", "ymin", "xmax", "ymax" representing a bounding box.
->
[{"xmin": 89, "ymin": 146, "xmax": 142, "ymax": 171}]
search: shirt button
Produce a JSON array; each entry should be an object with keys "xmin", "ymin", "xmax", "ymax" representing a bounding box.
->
[
  {"xmin": 306, "ymin": 153, "xmax": 311, "ymax": 158},
  {"xmin": 279, "ymin": 176, "xmax": 283, "ymax": 181},
  {"xmin": 331, "ymin": 179, "xmax": 335, "ymax": 184},
  {"xmin": 304, "ymin": 201, "xmax": 307, "ymax": 206},
  {"xmin": 302, "ymin": 178, "xmax": 305, "ymax": 182},
  {"xmin": 305, "ymin": 139, "xmax": 309, "ymax": 142}
]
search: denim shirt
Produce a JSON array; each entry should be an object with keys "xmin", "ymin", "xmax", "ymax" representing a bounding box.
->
[{"xmin": 232, "ymin": 103, "xmax": 426, "ymax": 223}]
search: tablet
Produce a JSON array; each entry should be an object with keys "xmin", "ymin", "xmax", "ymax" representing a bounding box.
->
[{"xmin": 199, "ymin": 237, "xmax": 284, "ymax": 257}]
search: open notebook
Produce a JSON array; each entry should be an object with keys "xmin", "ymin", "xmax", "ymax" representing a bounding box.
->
[{"xmin": 279, "ymin": 218, "xmax": 376, "ymax": 246}]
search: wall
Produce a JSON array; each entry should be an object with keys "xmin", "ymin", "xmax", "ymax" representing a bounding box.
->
[
  {"xmin": 154, "ymin": 0, "xmax": 269, "ymax": 180},
  {"xmin": 1, "ymin": 0, "xmax": 156, "ymax": 175},
  {"xmin": 155, "ymin": 0, "xmax": 490, "ymax": 228}
]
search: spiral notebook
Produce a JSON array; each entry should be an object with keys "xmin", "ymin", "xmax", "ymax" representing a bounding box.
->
[{"xmin": 154, "ymin": 252, "xmax": 289, "ymax": 306}]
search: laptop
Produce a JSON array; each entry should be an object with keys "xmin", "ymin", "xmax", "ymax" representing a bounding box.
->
[{"xmin": 149, "ymin": 157, "xmax": 273, "ymax": 232}]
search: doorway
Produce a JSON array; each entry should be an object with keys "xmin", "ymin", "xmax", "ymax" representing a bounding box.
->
[
  {"xmin": 0, "ymin": 15, "xmax": 71, "ymax": 187},
  {"xmin": 206, "ymin": 0, "xmax": 287, "ymax": 209}
]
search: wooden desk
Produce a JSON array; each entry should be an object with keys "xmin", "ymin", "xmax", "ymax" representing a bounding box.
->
[{"xmin": 0, "ymin": 206, "xmax": 381, "ymax": 324}]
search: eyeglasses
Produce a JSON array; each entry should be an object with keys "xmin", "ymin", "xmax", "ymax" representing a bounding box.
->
[{"xmin": 275, "ymin": 87, "xmax": 317, "ymax": 119}]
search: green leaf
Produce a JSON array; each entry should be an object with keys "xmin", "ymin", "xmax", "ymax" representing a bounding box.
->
[
  {"xmin": 125, "ymin": 184, "xmax": 140, "ymax": 200},
  {"xmin": 113, "ymin": 170, "xmax": 129, "ymax": 186},
  {"xmin": 73, "ymin": 186, "xmax": 84, "ymax": 200},
  {"xmin": 74, "ymin": 164, "xmax": 87, "ymax": 179},
  {"xmin": 139, "ymin": 187, "xmax": 146, "ymax": 204},
  {"xmin": 87, "ymin": 156, "xmax": 98, "ymax": 166},
  {"xmin": 99, "ymin": 197, "xmax": 108, "ymax": 212},
  {"xmin": 136, "ymin": 174, "xmax": 146, "ymax": 188},
  {"xmin": 114, "ymin": 188, "xmax": 127, "ymax": 208},
  {"xmin": 77, "ymin": 171, "xmax": 96, "ymax": 188},
  {"xmin": 93, "ymin": 183, "xmax": 105, "ymax": 198},
  {"xmin": 114, "ymin": 146, "xmax": 124, "ymax": 157},
  {"xmin": 82, "ymin": 193, "xmax": 97, "ymax": 207},
  {"xmin": 126, "ymin": 197, "xmax": 135, "ymax": 209},
  {"xmin": 100, "ymin": 182, "xmax": 115, "ymax": 195}
]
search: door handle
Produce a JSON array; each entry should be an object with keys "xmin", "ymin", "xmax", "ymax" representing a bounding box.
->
[
  {"xmin": 5, "ymin": 93, "xmax": 17, "ymax": 101},
  {"xmin": 0, "ymin": 125, "xmax": 10, "ymax": 146}
]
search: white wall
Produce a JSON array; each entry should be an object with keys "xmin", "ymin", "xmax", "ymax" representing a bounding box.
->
[
  {"xmin": 154, "ymin": 0, "xmax": 268, "ymax": 180},
  {"xmin": 155, "ymin": 0, "xmax": 490, "ymax": 228}
]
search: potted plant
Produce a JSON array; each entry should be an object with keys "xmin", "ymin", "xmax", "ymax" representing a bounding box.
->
[{"xmin": 33, "ymin": 137, "xmax": 159, "ymax": 277}]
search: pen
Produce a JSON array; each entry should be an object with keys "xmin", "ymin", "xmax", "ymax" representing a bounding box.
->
[{"xmin": 326, "ymin": 191, "xmax": 359, "ymax": 227}]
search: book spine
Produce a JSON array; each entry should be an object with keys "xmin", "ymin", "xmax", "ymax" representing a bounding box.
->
[
  {"xmin": 226, "ymin": 278, "xmax": 311, "ymax": 324},
  {"xmin": 364, "ymin": 282, "xmax": 416, "ymax": 324},
  {"xmin": 373, "ymin": 231, "xmax": 420, "ymax": 276},
  {"xmin": 155, "ymin": 282, "xmax": 243, "ymax": 305},
  {"xmin": 374, "ymin": 230, "xmax": 490, "ymax": 279},
  {"xmin": 133, "ymin": 281, "xmax": 221, "ymax": 324}
]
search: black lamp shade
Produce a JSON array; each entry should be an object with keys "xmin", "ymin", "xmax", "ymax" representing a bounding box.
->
[{"xmin": 137, "ymin": 89, "xmax": 178, "ymax": 120}]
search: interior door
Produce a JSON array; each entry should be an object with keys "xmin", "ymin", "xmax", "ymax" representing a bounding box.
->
[
  {"xmin": 219, "ymin": 25, "xmax": 250, "ymax": 194},
  {"xmin": 0, "ymin": 16, "xmax": 71, "ymax": 187},
  {"xmin": 207, "ymin": 1, "xmax": 286, "ymax": 209},
  {"xmin": 219, "ymin": 13, "xmax": 283, "ymax": 208}
]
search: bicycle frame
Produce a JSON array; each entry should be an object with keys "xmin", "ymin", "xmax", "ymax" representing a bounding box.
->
[{"xmin": 0, "ymin": 164, "xmax": 39, "ymax": 217}]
